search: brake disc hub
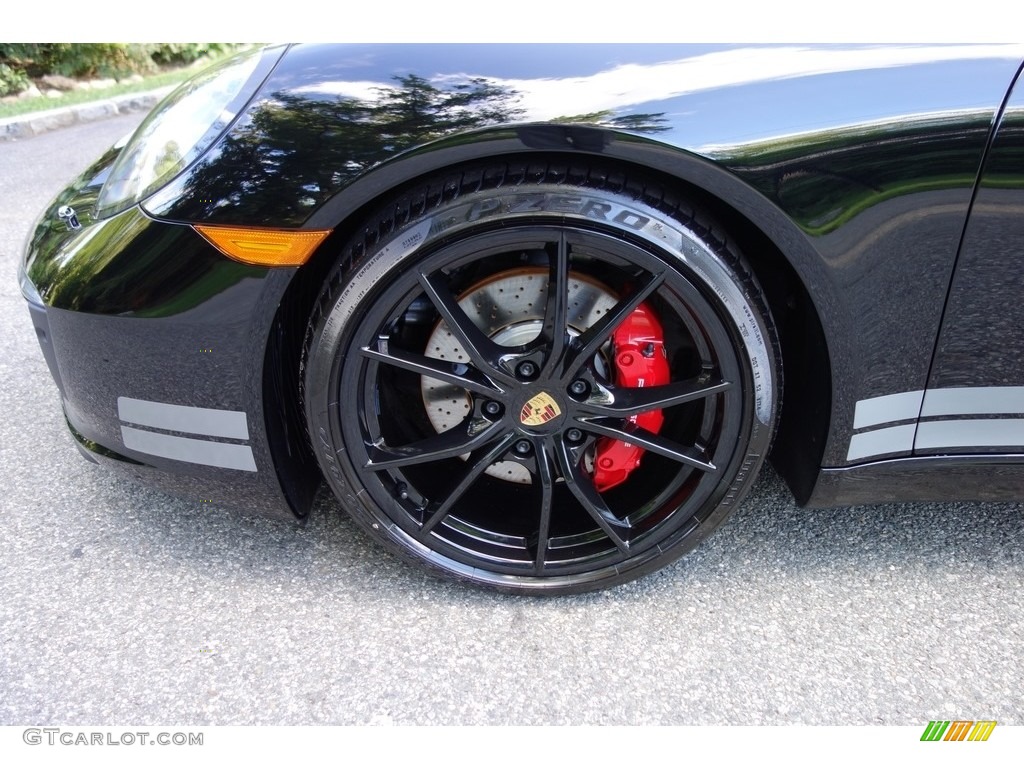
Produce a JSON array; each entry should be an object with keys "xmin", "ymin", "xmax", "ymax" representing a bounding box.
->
[{"xmin": 421, "ymin": 268, "xmax": 617, "ymax": 483}]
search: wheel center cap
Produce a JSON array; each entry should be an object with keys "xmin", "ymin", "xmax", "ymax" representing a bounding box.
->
[{"xmin": 519, "ymin": 391, "xmax": 562, "ymax": 427}]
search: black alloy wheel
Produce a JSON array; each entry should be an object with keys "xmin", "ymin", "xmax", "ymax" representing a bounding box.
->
[{"xmin": 303, "ymin": 162, "xmax": 779, "ymax": 594}]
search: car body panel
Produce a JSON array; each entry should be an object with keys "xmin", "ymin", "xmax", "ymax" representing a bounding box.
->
[
  {"xmin": 20, "ymin": 44, "xmax": 1024, "ymax": 522},
  {"xmin": 920, "ymin": 68, "xmax": 1024, "ymax": 450},
  {"xmin": 144, "ymin": 43, "xmax": 1024, "ymax": 466},
  {"xmin": 22, "ymin": 209, "xmax": 301, "ymax": 519}
]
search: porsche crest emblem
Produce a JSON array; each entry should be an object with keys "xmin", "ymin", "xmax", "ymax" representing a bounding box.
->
[{"xmin": 520, "ymin": 393, "xmax": 561, "ymax": 426}]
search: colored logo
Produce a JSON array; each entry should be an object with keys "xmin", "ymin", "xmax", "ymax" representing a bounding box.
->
[
  {"xmin": 520, "ymin": 393, "xmax": 561, "ymax": 426},
  {"xmin": 920, "ymin": 721, "xmax": 996, "ymax": 742}
]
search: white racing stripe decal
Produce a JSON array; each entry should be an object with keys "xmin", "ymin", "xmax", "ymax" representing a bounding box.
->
[
  {"xmin": 921, "ymin": 386, "xmax": 1024, "ymax": 417},
  {"xmin": 846, "ymin": 424, "xmax": 916, "ymax": 462},
  {"xmin": 118, "ymin": 397, "xmax": 250, "ymax": 440},
  {"xmin": 853, "ymin": 390, "xmax": 924, "ymax": 429},
  {"xmin": 121, "ymin": 427, "xmax": 258, "ymax": 472},
  {"xmin": 847, "ymin": 385, "xmax": 1024, "ymax": 461},
  {"xmin": 117, "ymin": 397, "xmax": 257, "ymax": 472},
  {"xmin": 915, "ymin": 419, "xmax": 1024, "ymax": 450}
]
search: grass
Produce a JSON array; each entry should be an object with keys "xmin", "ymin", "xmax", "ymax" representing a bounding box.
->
[{"xmin": 0, "ymin": 57, "xmax": 228, "ymax": 120}]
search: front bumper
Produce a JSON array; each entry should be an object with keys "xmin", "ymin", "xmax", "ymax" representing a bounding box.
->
[{"xmin": 20, "ymin": 201, "xmax": 306, "ymax": 522}]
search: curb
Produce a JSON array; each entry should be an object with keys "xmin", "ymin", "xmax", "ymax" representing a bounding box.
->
[{"xmin": 0, "ymin": 86, "xmax": 173, "ymax": 142}]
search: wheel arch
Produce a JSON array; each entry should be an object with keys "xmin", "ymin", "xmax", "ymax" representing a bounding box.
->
[{"xmin": 263, "ymin": 126, "xmax": 834, "ymax": 516}]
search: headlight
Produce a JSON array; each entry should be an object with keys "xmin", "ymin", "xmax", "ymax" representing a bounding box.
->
[{"xmin": 96, "ymin": 46, "xmax": 280, "ymax": 218}]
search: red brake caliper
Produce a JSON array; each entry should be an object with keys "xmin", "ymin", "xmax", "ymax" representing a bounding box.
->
[{"xmin": 592, "ymin": 301, "xmax": 670, "ymax": 492}]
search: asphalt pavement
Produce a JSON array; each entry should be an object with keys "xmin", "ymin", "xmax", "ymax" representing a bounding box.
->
[{"xmin": 0, "ymin": 114, "xmax": 1022, "ymax": 726}]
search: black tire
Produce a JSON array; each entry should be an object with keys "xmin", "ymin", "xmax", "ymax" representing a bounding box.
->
[{"xmin": 303, "ymin": 161, "xmax": 780, "ymax": 594}]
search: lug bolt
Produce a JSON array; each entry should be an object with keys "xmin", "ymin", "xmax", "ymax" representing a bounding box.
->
[
  {"xmin": 514, "ymin": 439, "xmax": 533, "ymax": 456},
  {"xmin": 483, "ymin": 400, "xmax": 502, "ymax": 417},
  {"xmin": 569, "ymin": 379, "xmax": 589, "ymax": 397},
  {"xmin": 566, "ymin": 428, "xmax": 583, "ymax": 444},
  {"xmin": 516, "ymin": 361, "xmax": 538, "ymax": 380}
]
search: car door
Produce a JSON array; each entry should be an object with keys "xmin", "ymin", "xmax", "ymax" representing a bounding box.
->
[{"xmin": 916, "ymin": 63, "xmax": 1024, "ymax": 457}]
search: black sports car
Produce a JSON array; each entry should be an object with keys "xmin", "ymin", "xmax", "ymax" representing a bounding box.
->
[{"xmin": 19, "ymin": 44, "xmax": 1024, "ymax": 594}]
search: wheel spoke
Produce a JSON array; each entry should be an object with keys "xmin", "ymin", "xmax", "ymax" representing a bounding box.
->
[
  {"xmin": 531, "ymin": 438, "xmax": 555, "ymax": 573},
  {"xmin": 579, "ymin": 418, "xmax": 717, "ymax": 472},
  {"xmin": 418, "ymin": 270, "xmax": 517, "ymax": 384},
  {"xmin": 420, "ymin": 435, "xmax": 517, "ymax": 535},
  {"xmin": 538, "ymin": 234, "xmax": 570, "ymax": 371},
  {"xmin": 567, "ymin": 270, "xmax": 666, "ymax": 371},
  {"xmin": 582, "ymin": 377, "xmax": 732, "ymax": 417},
  {"xmin": 365, "ymin": 418, "xmax": 505, "ymax": 470},
  {"xmin": 556, "ymin": 439, "xmax": 631, "ymax": 553},
  {"xmin": 360, "ymin": 342, "xmax": 502, "ymax": 396}
]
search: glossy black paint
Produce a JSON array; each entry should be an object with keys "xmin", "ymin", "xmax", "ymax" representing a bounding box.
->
[
  {"xmin": 28, "ymin": 259, "xmax": 300, "ymax": 521},
  {"xmin": 927, "ymin": 65, "xmax": 1024, "ymax": 393},
  {"xmin": 21, "ymin": 44, "xmax": 1024, "ymax": 522},
  {"xmin": 28, "ymin": 207, "xmax": 269, "ymax": 316},
  {"xmin": 809, "ymin": 456, "xmax": 1024, "ymax": 507},
  {"xmin": 147, "ymin": 44, "xmax": 1024, "ymax": 467}
]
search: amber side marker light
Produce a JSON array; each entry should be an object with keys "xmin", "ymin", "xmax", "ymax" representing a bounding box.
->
[{"xmin": 194, "ymin": 225, "xmax": 332, "ymax": 267}]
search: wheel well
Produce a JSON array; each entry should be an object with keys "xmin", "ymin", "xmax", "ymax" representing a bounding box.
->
[
  {"xmin": 263, "ymin": 153, "xmax": 831, "ymax": 515},
  {"xmin": 688, "ymin": 185, "xmax": 831, "ymax": 504}
]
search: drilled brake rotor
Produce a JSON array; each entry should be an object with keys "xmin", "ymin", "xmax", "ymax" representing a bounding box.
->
[{"xmin": 421, "ymin": 267, "xmax": 618, "ymax": 483}]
